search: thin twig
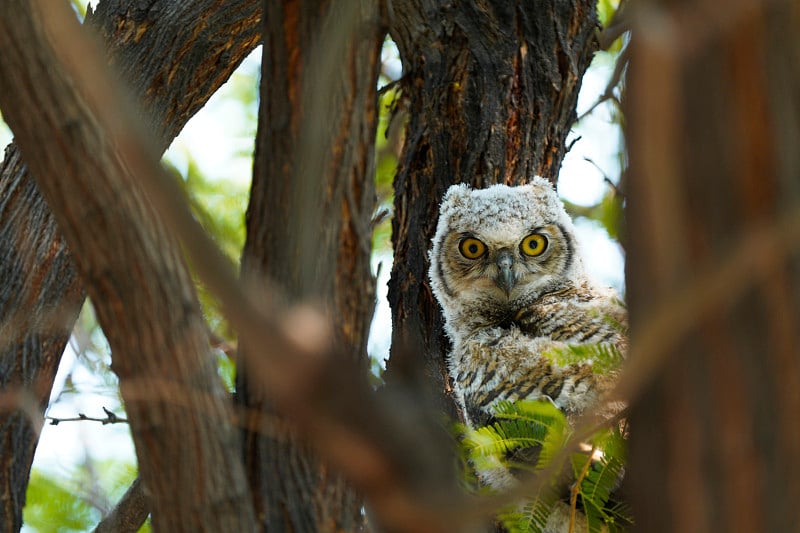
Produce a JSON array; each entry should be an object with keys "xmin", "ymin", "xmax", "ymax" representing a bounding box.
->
[
  {"xmin": 576, "ymin": 45, "xmax": 629, "ymax": 123},
  {"xmin": 569, "ymin": 445, "xmax": 596, "ymax": 533},
  {"xmin": 370, "ymin": 206, "xmax": 391, "ymax": 230},
  {"xmin": 597, "ymin": 0, "xmax": 630, "ymax": 50},
  {"xmin": 565, "ymin": 135, "xmax": 582, "ymax": 154},
  {"xmin": 46, "ymin": 406, "xmax": 127, "ymax": 425},
  {"xmin": 582, "ymin": 156, "xmax": 612, "ymax": 184}
]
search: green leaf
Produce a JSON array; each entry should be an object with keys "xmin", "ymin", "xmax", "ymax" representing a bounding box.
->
[
  {"xmin": 598, "ymin": 190, "xmax": 624, "ymax": 241},
  {"xmin": 24, "ymin": 470, "xmax": 97, "ymax": 532},
  {"xmin": 562, "ymin": 189, "xmax": 624, "ymax": 243},
  {"xmin": 573, "ymin": 429, "xmax": 633, "ymax": 532},
  {"xmin": 461, "ymin": 400, "xmax": 631, "ymax": 532},
  {"xmin": 464, "ymin": 400, "xmax": 567, "ymax": 461},
  {"xmin": 216, "ymin": 351, "xmax": 236, "ymax": 393},
  {"xmin": 544, "ymin": 343, "xmax": 625, "ymax": 375},
  {"xmin": 164, "ymin": 157, "xmax": 248, "ymax": 342},
  {"xmin": 499, "ymin": 491, "xmax": 558, "ymax": 533},
  {"xmin": 596, "ymin": 0, "xmax": 620, "ymax": 28},
  {"xmin": 461, "ymin": 401, "xmax": 570, "ymax": 533}
]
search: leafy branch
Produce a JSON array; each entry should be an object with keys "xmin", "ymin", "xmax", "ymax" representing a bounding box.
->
[{"xmin": 462, "ymin": 399, "xmax": 631, "ymax": 532}]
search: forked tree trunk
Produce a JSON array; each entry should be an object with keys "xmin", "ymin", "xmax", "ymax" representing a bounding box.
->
[
  {"xmin": 385, "ymin": 0, "xmax": 599, "ymax": 416},
  {"xmin": 0, "ymin": 0, "xmax": 612, "ymax": 530},
  {"xmin": 0, "ymin": 1, "xmax": 260, "ymax": 530},
  {"xmin": 235, "ymin": 0, "xmax": 382, "ymax": 529},
  {"xmin": 626, "ymin": 0, "xmax": 800, "ymax": 531}
]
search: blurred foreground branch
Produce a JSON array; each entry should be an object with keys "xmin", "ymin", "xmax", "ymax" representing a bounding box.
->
[
  {"xmin": 625, "ymin": 0, "xmax": 800, "ymax": 530},
  {"xmin": 0, "ymin": 0, "xmax": 261, "ymax": 527},
  {"xmin": 0, "ymin": 1, "xmax": 257, "ymax": 529},
  {"xmin": 0, "ymin": 0, "xmax": 464, "ymax": 530}
]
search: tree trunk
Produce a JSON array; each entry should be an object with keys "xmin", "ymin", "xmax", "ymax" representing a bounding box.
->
[
  {"xmin": 625, "ymin": 0, "xmax": 800, "ymax": 531},
  {"xmin": 385, "ymin": 0, "xmax": 598, "ymax": 416},
  {"xmin": 236, "ymin": 0, "xmax": 382, "ymax": 529},
  {"xmin": 0, "ymin": 145, "xmax": 85, "ymax": 533},
  {"xmin": 0, "ymin": 0, "xmax": 260, "ymax": 530}
]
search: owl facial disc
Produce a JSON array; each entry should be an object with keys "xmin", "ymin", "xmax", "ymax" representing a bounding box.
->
[{"xmin": 429, "ymin": 178, "xmax": 589, "ymax": 336}]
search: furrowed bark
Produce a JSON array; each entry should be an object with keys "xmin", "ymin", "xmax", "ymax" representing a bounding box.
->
[
  {"xmin": 0, "ymin": 1, "xmax": 259, "ymax": 529},
  {"xmin": 0, "ymin": 1, "xmax": 257, "ymax": 530},
  {"xmin": 625, "ymin": 0, "xmax": 800, "ymax": 531},
  {"xmin": 236, "ymin": 0, "xmax": 383, "ymax": 529},
  {"xmin": 92, "ymin": 477, "xmax": 148, "ymax": 533},
  {"xmin": 0, "ymin": 146, "xmax": 85, "ymax": 533},
  {"xmin": 385, "ymin": 0, "xmax": 599, "ymax": 417},
  {"xmin": 87, "ymin": 0, "xmax": 261, "ymax": 147}
]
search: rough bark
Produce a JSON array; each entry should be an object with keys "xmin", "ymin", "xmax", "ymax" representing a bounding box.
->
[
  {"xmin": 92, "ymin": 477, "xmax": 148, "ymax": 533},
  {"xmin": 385, "ymin": 0, "xmax": 599, "ymax": 416},
  {"xmin": 86, "ymin": 0, "xmax": 262, "ymax": 147},
  {"xmin": 0, "ymin": 144, "xmax": 86, "ymax": 533},
  {"xmin": 0, "ymin": 1, "xmax": 260, "ymax": 529},
  {"xmin": 236, "ymin": 0, "xmax": 382, "ymax": 529},
  {"xmin": 0, "ymin": 0, "xmax": 259, "ymax": 530},
  {"xmin": 625, "ymin": 0, "xmax": 800, "ymax": 531}
]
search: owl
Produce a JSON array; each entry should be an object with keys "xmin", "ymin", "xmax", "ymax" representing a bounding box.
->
[{"xmin": 428, "ymin": 178, "xmax": 627, "ymax": 530}]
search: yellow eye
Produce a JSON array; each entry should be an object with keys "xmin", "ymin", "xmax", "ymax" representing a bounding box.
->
[
  {"xmin": 520, "ymin": 233, "xmax": 548, "ymax": 257},
  {"xmin": 459, "ymin": 237, "xmax": 487, "ymax": 259}
]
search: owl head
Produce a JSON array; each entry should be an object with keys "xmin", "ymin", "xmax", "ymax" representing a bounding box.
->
[{"xmin": 429, "ymin": 178, "xmax": 586, "ymax": 336}]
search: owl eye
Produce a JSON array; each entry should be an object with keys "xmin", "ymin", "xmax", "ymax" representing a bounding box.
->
[
  {"xmin": 458, "ymin": 237, "xmax": 487, "ymax": 259},
  {"xmin": 520, "ymin": 233, "xmax": 548, "ymax": 257}
]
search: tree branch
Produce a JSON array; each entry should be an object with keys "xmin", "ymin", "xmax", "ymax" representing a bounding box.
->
[
  {"xmin": 0, "ymin": 1, "xmax": 654, "ymax": 531},
  {"xmin": 92, "ymin": 477, "xmax": 148, "ymax": 533},
  {"xmin": 0, "ymin": 1, "xmax": 467, "ymax": 530},
  {"xmin": 0, "ymin": 1, "xmax": 257, "ymax": 529},
  {"xmin": 0, "ymin": 0, "xmax": 260, "ymax": 528}
]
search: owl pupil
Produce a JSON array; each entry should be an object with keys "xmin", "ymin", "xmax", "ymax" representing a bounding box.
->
[{"xmin": 469, "ymin": 244, "xmax": 478, "ymax": 254}]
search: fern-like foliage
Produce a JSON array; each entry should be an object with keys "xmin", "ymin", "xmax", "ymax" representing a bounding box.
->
[
  {"xmin": 545, "ymin": 343, "xmax": 625, "ymax": 375},
  {"xmin": 572, "ymin": 428, "xmax": 632, "ymax": 533},
  {"xmin": 461, "ymin": 399, "xmax": 632, "ymax": 533},
  {"xmin": 465, "ymin": 400, "xmax": 565, "ymax": 466},
  {"xmin": 463, "ymin": 400, "xmax": 568, "ymax": 532}
]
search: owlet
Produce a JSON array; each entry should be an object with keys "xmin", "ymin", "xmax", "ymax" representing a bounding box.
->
[{"xmin": 428, "ymin": 178, "xmax": 627, "ymax": 531}]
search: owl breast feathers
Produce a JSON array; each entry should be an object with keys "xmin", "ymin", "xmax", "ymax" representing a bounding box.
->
[{"xmin": 428, "ymin": 179, "xmax": 626, "ymax": 485}]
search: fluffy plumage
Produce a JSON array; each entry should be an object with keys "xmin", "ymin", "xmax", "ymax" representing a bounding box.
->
[{"xmin": 428, "ymin": 179, "xmax": 626, "ymax": 512}]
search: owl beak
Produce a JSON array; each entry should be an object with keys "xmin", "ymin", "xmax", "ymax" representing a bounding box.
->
[{"xmin": 494, "ymin": 250, "xmax": 515, "ymax": 295}]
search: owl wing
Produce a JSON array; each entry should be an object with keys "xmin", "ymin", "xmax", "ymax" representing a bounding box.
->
[
  {"xmin": 512, "ymin": 285, "xmax": 627, "ymax": 347},
  {"xmin": 457, "ymin": 286, "xmax": 626, "ymax": 429},
  {"xmin": 458, "ymin": 332, "xmax": 597, "ymax": 430}
]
